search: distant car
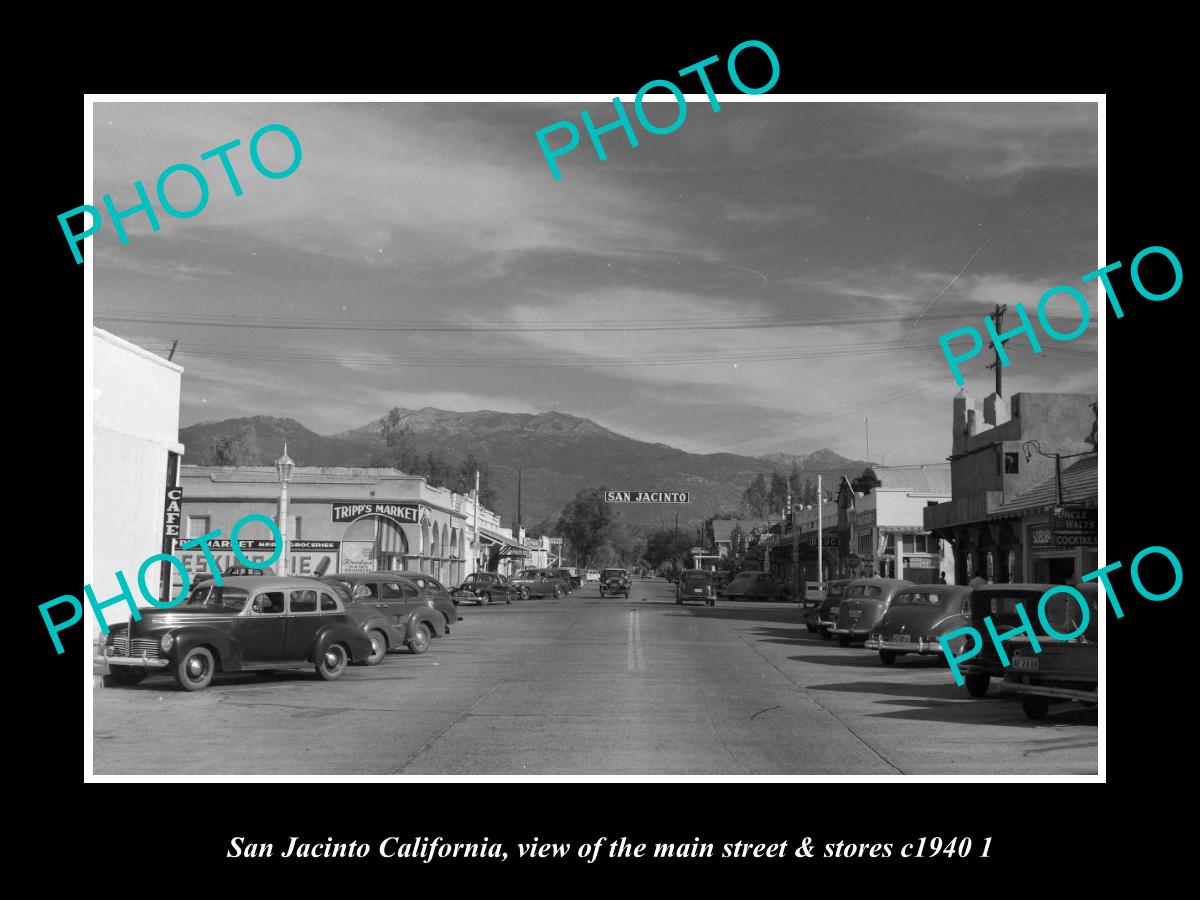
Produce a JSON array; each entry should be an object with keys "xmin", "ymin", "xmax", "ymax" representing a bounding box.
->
[
  {"xmin": 711, "ymin": 571, "xmax": 732, "ymax": 591},
  {"xmin": 451, "ymin": 571, "xmax": 528, "ymax": 605},
  {"xmin": 509, "ymin": 568, "xmax": 571, "ymax": 598},
  {"xmin": 585, "ymin": 569, "xmax": 600, "ymax": 583},
  {"xmin": 1003, "ymin": 584, "xmax": 1098, "ymax": 719},
  {"xmin": 599, "ymin": 568, "xmax": 631, "ymax": 598},
  {"xmin": 830, "ymin": 578, "xmax": 912, "ymax": 646},
  {"xmin": 99, "ymin": 575, "xmax": 374, "ymax": 691},
  {"xmin": 546, "ymin": 567, "xmax": 581, "ymax": 591},
  {"xmin": 382, "ymin": 571, "xmax": 460, "ymax": 633},
  {"xmin": 318, "ymin": 573, "xmax": 450, "ymax": 655},
  {"xmin": 676, "ymin": 569, "xmax": 715, "ymax": 606},
  {"xmin": 807, "ymin": 579, "xmax": 851, "ymax": 636},
  {"xmin": 960, "ymin": 582, "xmax": 1099, "ymax": 702},
  {"xmin": 721, "ymin": 571, "xmax": 789, "ymax": 602},
  {"xmin": 866, "ymin": 585, "xmax": 973, "ymax": 665},
  {"xmin": 195, "ymin": 564, "xmax": 277, "ymax": 583}
]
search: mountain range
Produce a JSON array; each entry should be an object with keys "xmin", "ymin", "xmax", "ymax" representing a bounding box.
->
[{"xmin": 178, "ymin": 408, "xmax": 870, "ymax": 528}]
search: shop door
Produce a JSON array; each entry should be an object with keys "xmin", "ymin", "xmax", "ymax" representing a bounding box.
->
[{"xmin": 1032, "ymin": 555, "xmax": 1077, "ymax": 586}]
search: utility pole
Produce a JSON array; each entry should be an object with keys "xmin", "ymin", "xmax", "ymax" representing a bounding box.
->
[
  {"xmin": 472, "ymin": 469, "xmax": 481, "ymax": 575},
  {"xmin": 865, "ymin": 418, "xmax": 870, "ymax": 463},
  {"xmin": 987, "ymin": 304, "xmax": 1007, "ymax": 397},
  {"xmin": 516, "ymin": 467, "xmax": 522, "ymax": 528},
  {"xmin": 817, "ymin": 473, "xmax": 824, "ymax": 592}
]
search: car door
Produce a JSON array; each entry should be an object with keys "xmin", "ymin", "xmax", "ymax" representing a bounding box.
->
[
  {"xmin": 284, "ymin": 588, "xmax": 325, "ymax": 659},
  {"xmin": 239, "ymin": 590, "xmax": 288, "ymax": 661},
  {"xmin": 381, "ymin": 579, "xmax": 421, "ymax": 625}
]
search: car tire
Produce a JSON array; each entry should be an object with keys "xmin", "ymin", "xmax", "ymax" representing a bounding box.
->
[
  {"xmin": 965, "ymin": 673, "xmax": 990, "ymax": 698},
  {"xmin": 366, "ymin": 630, "xmax": 388, "ymax": 666},
  {"xmin": 879, "ymin": 650, "xmax": 897, "ymax": 665},
  {"xmin": 707, "ymin": 599, "xmax": 715, "ymax": 607},
  {"xmin": 316, "ymin": 643, "xmax": 349, "ymax": 680},
  {"xmin": 806, "ymin": 623, "xmax": 817, "ymax": 633},
  {"xmin": 624, "ymin": 591, "xmax": 630, "ymax": 598},
  {"xmin": 1022, "ymin": 697, "xmax": 1050, "ymax": 720},
  {"xmin": 482, "ymin": 592, "xmax": 491, "ymax": 606},
  {"xmin": 174, "ymin": 646, "xmax": 215, "ymax": 692},
  {"xmin": 554, "ymin": 585, "xmax": 565, "ymax": 599},
  {"xmin": 520, "ymin": 587, "xmax": 530, "ymax": 602},
  {"xmin": 407, "ymin": 622, "xmax": 433, "ymax": 655},
  {"xmin": 836, "ymin": 634, "xmax": 851, "ymax": 647},
  {"xmin": 676, "ymin": 597, "xmax": 682, "ymax": 605},
  {"xmin": 600, "ymin": 588, "xmax": 606, "ymax": 597},
  {"xmin": 505, "ymin": 594, "xmax": 512, "ymax": 605},
  {"xmin": 109, "ymin": 667, "xmax": 147, "ymax": 687}
]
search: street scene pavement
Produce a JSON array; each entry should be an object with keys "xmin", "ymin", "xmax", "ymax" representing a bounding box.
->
[{"xmin": 92, "ymin": 578, "xmax": 1097, "ymax": 776}]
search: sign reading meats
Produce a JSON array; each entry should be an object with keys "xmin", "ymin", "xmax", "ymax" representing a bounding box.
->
[{"xmin": 604, "ymin": 491, "xmax": 691, "ymax": 503}]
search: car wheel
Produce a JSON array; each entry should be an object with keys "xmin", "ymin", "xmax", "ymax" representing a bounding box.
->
[
  {"xmin": 554, "ymin": 585, "xmax": 565, "ymax": 599},
  {"xmin": 676, "ymin": 597, "xmax": 682, "ymax": 605},
  {"xmin": 505, "ymin": 593, "xmax": 512, "ymax": 605},
  {"xmin": 600, "ymin": 588, "xmax": 606, "ymax": 597},
  {"xmin": 707, "ymin": 599, "xmax": 715, "ymax": 607},
  {"xmin": 482, "ymin": 592, "xmax": 492, "ymax": 605},
  {"xmin": 520, "ymin": 587, "xmax": 530, "ymax": 601},
  {"xmin": 879, "ymin": 650, "xmax": 897, "ymax": 665},
  {"xmin": 806, "ymin": 623, "xmax": 817, "ymax": 633},
  {"xmin": 1022, "ymin": 697, "xmax": 1050, "ymax": 720},
  {"xmin": 109, "ymin": 667, "xmax": 147, "ymax": 687},
  {"xmin": 407, "ymin": 622, "xmax": 433, "ymax": 655},
  {"xmin": 965, "ymin": 673, "xmax": 990, "ymax": 698},
  {"xmin": 316, "ymin": 643, "xmax": 349, "ymax": 680},
  {"xmin": 366, "ymin": 630, "xmax": 388, "ymax": 666},
  {"xmin": 820, "ymin": 629, "xmax": 831, "ymax": 640},
  {"xmin": 836, "ymin": 634, "xmax": 851, "ymax": 647},
  {"xmin": 174, "ymin": 646, "xmax": 215, "ymax": 692}
]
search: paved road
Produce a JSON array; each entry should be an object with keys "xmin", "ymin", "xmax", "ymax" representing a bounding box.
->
[{"xmin": 92, "ymin": 579, "xmax": 1097, "ymax": 775}]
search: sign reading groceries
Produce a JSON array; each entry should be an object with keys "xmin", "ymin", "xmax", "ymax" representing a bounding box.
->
[{"xmin": 178, "ymin": 539, "xmax": 339, "ymax": 580}]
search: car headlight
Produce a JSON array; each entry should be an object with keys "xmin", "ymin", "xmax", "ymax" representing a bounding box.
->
[
  {"xmin": 160, "ymin": 633, "xmax": 175, "ymax": 652},
  {"xmin": 426, "ymin": 599, "xmax": 435, "ymax": 609}
]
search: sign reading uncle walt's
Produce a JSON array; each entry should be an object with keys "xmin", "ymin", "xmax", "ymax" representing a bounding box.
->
[
  {"xmin": 331, "ymin": 502, "xmax": 423, "ymax": 525},
  {"xmin": 604, "ymin": 491, "xmax": 691, "ymax": 503}
]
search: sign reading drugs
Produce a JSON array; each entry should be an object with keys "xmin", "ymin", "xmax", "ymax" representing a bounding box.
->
[{"xmin": 604, "ymin": 491, "xmax": 691, "ymax": 503}]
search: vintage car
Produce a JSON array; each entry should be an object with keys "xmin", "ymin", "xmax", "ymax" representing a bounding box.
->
[
  {"xmin": 547, "ymin": 567, "xmax": 581, "ymax": 591},
  {"xmin": 317, "ymin": 573, "xmax": 449, "ymax": 655},
  {"xmin": 866, "ymin": 584, "xmax": 973, "ymax": 665},
  {"xmin": 675, "ymin": 569, "xmax": 715, "ymax": 606},
  {"xmin": 721, "ymin": 571, "xmax": 790, "ymax": 602},
  {"xmin": 585, "ymin": 569, "xmax": 600, "ymax": 583},
  {"xmin": 806, "ymin": 579, "xmax": 851, "ymax": 636},
  {"xmin": 1004, "ymin": 585, "xmax": 1098, "ymax": 719},
  {"xmin": 509, "ymin": 568, "xmax": 571, "ymax": 598},
  {"xmin": 195, "ymin": 564, "xmax": 278, "ymax": 584},
  {"xmin": 599, "ymin": 567, "xmax": 632, "ymax": 598},
  {"xmin": 451, "ymin": 571, "xmax": 528, "ymax": 605},
  {"xmin": 378, "ymin": 571, "xmax": 459, "ymax": 632},
  {"xmin": 957, "ymin": 582, "xmax": 1098, "ymax": 700},
  {"xmin": 830, "ymin": 578, "xmax": 912, "ymax": 646},
  {"xmin": 99, "ymin": 576, "xmax": 375, "ymax": 691}
]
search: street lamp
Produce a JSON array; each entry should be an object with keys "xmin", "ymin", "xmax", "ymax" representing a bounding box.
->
[{"xmin": 275, "ymin": 443, "xmax": 294, "ymax": 575}]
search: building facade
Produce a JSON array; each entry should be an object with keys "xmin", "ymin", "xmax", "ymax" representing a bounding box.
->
[
  {"xmin": 92, "ymin": 328, "xmax": 184, "ymax": 640},
  {"xmin": 924, "ymin": 389, "xmax": 1098, "ymax": 586},
  {"xmin": 177, "ymin": 465, "xmax": 525, "ymax": 588}
]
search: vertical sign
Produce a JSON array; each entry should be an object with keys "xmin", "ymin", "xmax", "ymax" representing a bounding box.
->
[
  {"xmin": 162, "ymin": 486, "xmax": 183, "ymax": 539},
  {"xmin": 160, "ymin": 451, "xmax": 181, "ymax": 604}
]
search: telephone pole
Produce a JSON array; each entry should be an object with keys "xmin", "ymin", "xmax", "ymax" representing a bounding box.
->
[{"xmin": 987, "ymin": 304, "xmax": 1007, "ymax": 397}]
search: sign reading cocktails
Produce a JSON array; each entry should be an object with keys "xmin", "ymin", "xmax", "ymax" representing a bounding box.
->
[{"xmin": 604, "ymin": 491, "xmax": 691, "ymax": 503}]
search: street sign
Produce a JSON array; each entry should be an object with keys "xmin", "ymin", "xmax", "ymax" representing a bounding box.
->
[{"xmin": 604, "ymin": 491, "xmax": 690, "ymax": 503}]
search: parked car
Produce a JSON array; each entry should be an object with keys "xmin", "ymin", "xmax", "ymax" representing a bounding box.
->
[
  {"xmin": 547, "ymin": 567, "xmax": 581, "ymax": 591},
  {"xmin": 866, "ymin": 585, "xmax": 973, "ymax": 665},
  {"xmin": 509, "ymin": 568, "xmax": 571, "ymax": 598},
  {"xmin": 599, "ymin": 567, "xmax": 631, "ymax": 598},
  {"xmin": 806, "ymin": 579, "xmax": 851, "ymax": 635},
  {"xmin": 960, "ymin": 582, "xmax": 1098, "ymax": 701},
  {"xmin": 676, "ymin": 569, "xmax": 715, "ymax": 606},
  {"xmin": 99, "ymin": 576, "xmax": 374, "ymax": 691},
  {"xmin": 383, "ymin": 571, "xmax": 460, "ymax": 633},
  {"xmin": 830, "ymin": 578, "xmax": 912, "ymax": 646},
  {"xmin": 1003, "ymin": 584, "xmax": 1098, "ymax": 719},
  {"xmin": 318, "ymin": 573, "xmax": 450, "ymax": 655},
  {"xmin": 711, "ymin": 571, "xmax": 732, "ymax": 592},
  {"xmin": 195, "ymin": 564, "xmax": 278, "ymax": 583},
  {"xmin": 585, "ymin": 569, "xmax": 600, "ymax": 583},
  {"xmin": 721, "ymin": 571, "xmax": 790, "ymax": 602},
  {"xmin": 451, "ymin": 571, "xmax": 528, "ymax": 605}
]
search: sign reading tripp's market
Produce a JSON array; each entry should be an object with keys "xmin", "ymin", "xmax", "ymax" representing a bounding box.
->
[
  {"xmin": 604, "ymin": 491, "xmax": 690, "ymax": 503},
  {"xmin": 331, "ymin": 502, "xmax": 422, "ymax": 524}
]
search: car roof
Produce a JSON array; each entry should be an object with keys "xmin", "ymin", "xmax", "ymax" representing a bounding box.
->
[
  {"xmin": 845, "ymin": 577, "xmax": 911, "ymax": 591},
  {"xmin": 208, "ymin": 575, "xmax": 340, "ymax": 590},
  {"xmin": 896, "ymin": 584, "xmax": 972, "ymax": 598},
  {"xmin": 973, "ymin": 582, "xmax": 1098, "ymax": 596},
  {"xmin": 321, "ymin": 572, "xmax": 416, "ymax": 584}
]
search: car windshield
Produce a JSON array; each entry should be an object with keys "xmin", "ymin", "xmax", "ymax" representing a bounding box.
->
[
  {"xmin": 847, "ymin": 584, "xmax": 883, "ymax": 598},
  {"xmin": 186, "ymin": 585, "xmax": 250, "ymax": 611},
  {"xmin": 682, "ymin": 573, "xmax": 711, "ymax": 585},
  {"xmin": 828, "ymin": 584, "xmax": 845, "ymax": 599},
  {"xmin": 517, "ymin": 570, "xmax": 538, "ymax": 579},
  {"xmin": 894, "ymin": 591, "xmax": 946, "ymax": 606},
  {"xmin": 602, "ymin": 570, "xmax": 625, "ymax": 578}
]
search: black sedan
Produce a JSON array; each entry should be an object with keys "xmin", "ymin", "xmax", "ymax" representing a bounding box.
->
[{"xmin": 451, "ymin": 572, "xmax": 528, "ymax": 605}]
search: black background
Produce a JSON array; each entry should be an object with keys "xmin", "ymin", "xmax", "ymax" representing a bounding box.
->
[{"xmin": 24, "ymin": 18, "xmax": 1185, "ymax": 885}]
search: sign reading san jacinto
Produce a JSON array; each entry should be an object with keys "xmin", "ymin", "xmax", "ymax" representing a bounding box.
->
[{"xmin": 604, "ymin": 491, "xmax": 691, "ymax": 503}]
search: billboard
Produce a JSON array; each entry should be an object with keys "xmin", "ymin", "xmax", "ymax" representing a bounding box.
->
[{"xmin": 603, "ymin": 491, "xmax": 690, "ymax": 503}]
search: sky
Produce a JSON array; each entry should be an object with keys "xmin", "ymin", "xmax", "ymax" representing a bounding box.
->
[{"xmin": 91, "ymin": 99, "xmax": 1099, "ymax": 465}]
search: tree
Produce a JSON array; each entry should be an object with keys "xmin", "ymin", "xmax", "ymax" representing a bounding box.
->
[
  {"xmin": 372, "ymin": 409, "xmax": 497, "ymax": 508},
  {"xmin": 555, "ymin": 487, "xmax": 616, "ymax": 567},
  {"xmin": 767, "ymin": 471, "xmax": 790, "ymax": 516},
  {"xmin": 743, "ymin": 474, "xmax": 768, "ymax": 518},
  {"xmin": 644, "ymin": 528, "xmax": 695, "ymax": 572}
]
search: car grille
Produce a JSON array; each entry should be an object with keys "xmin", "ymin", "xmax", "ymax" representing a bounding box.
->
[{"xmin": 111, "ymin": 636, "xmax": 164, "ymax": 659}]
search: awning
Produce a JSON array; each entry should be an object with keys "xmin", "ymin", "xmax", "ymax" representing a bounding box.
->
[{"xmin": 478, "ymin": 528, "xmax": 530, "ymax": 558}]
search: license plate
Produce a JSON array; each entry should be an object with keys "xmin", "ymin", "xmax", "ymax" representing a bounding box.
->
[
  {"xmin": 1013, "ymin": 656, "xmax": 1039, "ymax": 670},
  {"xmin": 693, "ymin": 588, "xmax": 702, "ymax": 593},
  {"xmin": 848, "ymin": 610, "xmax": 862, "ymax": 619},
  {"xmin": 891, "ymin": 634, "xmax": 910, "ymax": 643}
]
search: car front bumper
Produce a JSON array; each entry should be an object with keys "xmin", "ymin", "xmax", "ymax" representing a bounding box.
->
[{"xmin": 97, "ymin": 655, "xmax": 170, "ymax": 669}]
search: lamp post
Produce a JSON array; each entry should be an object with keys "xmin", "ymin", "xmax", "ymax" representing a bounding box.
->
[{"xmin": 275, "ymin": 443, "xmax": 294, "ymax": 575}]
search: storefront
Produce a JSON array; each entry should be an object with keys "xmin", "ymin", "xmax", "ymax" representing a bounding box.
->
[{"xmin": 178, "ymin": 465, "xmax": 497, "ymax": 587}]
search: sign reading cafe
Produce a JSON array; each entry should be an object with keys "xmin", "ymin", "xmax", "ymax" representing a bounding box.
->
[
  {"xmin": 604, "ymin": 491, "xmax": 691, "ymax": 503},
  {"xmin": 331, "ymin": 502, "xmax": 422, "ymax": 525}
]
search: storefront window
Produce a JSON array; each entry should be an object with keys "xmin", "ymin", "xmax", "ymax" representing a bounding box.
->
[{"xmin": 986, "ymin": 551, "xmax": 995, "ymax": 582}]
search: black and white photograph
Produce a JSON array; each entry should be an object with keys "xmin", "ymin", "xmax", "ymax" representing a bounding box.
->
[{"xmin": 78, "ymin": 92, "xmax": 1107, "ymax": 780}]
